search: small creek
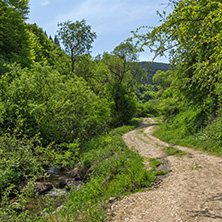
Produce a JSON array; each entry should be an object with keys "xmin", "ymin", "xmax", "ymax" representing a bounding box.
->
[{"xmin": 25, "ymin": 166, "xmax": 83, "ymax": 213}]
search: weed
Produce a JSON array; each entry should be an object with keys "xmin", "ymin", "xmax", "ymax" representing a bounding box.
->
[
  {"xmin": 191, "ymin": 163, "xmax": 202, "ymax": 170},
  {"xmin": 52, "ymin": 121, "xmax": 157, "ymax": 221},
  {"xmin": 149, "ymin": 158, "xmax": 163, "ymax": 169},
  {"xmin": 163, "ymin": 146, "xmax": 186, "ymax": 157}
]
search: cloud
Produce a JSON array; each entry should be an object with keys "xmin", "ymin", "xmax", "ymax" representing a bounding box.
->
[{"xmin": 41, "ymin": 0, "xmax": 49, "ymax": 6}]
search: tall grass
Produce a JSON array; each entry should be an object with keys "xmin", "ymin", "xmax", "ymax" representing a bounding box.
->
[{"xmin": 50, "ymin": 120, "xmax": 158, "ymax": 221}]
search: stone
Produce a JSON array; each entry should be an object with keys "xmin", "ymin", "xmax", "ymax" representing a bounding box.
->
[
  {"xmin": 65, "ymin": 179, "xmax": 83, "ymax": 190},
  {"xmin": 34, "ymin": 182, "xmax": 53, "ymax": 194}
]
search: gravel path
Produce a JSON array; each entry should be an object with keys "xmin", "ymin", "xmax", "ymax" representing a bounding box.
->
[{"xmin": 109, "ymin": 118, "xmax": 222, "ymax": 222}]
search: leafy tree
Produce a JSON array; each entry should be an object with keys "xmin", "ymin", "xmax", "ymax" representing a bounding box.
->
[
  {"xmin": 27, "ymin": 23, "xmax": 71, "ymax": 74},
  {"xmin": 4, "ymin": 0, "xmax": 29, "ymax": 19},
  {"xmin": 132, "ymin": 0, "xmax": 222, "ymax": 124},
  {"xmin": 100, "ymin": 42, "xmax": 144, "ymax": 125},
  {"xmin": 153, "ymin": 70, "xmax": 172, "ymax": 90},
  {"xmin": 103, "ymin": 42, "xmax": 144, "ymax": 90},
  {"xmin": 0, "ymin": 63, "xmax": 110, "ymax": 145},
  {"xmin": 57, "ymin": 19, "xmax": 97, "ymax": 73},
  {"xmin": 0, "ymin": 0, "xmax": 32, "ymax": 70}
]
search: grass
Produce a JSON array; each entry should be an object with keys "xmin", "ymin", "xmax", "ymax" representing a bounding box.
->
[
  {"xmin": 153, "ymin": 117, "xmax": 222, "ymax": 156},
  {"xmin": 149, "ymin": 158, "xmax": 163, "ymax": 169},
  {"xmin": 46, "ymin": 119, "xmax": 159, "ymax": 221},
  {"xmin": 163, "ymin": 146, "xmax": 186, "ymax": 157}
]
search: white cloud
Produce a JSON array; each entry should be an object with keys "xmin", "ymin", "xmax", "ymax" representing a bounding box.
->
[{"xmin": 41, "ymin": 0, "xmax": 49, "ymax": 6}]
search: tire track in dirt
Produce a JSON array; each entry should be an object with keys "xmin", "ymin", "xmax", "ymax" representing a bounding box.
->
[{"xmin": 109, "ymin": 118, "xmax": 222, "ymax": 222}]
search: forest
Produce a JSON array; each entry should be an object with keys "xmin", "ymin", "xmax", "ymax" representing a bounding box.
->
[{"xmin": 0, "ymin": 0, "xmax": 221, "ymax": 221}]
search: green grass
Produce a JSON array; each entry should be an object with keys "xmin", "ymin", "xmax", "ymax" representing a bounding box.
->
[
  {"xmin": 153, "ymin": 117, "xmax": 222, "ymax": 156},
  {"xmin": 163, "ymin": 146, "xmax": 186, "ymax": 157},
  {"xmin": 49, "ymin": 119, "xmax": 158, "ymax": 221},
  {"xmin": 149, "ymin": 158, "xmax": 163, "ymax": 169}
]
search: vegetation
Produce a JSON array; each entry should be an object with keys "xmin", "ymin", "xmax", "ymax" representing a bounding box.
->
[
  {"xmin": 1, "ymin": 0, "xmax": 222, "ymax": 220},
  {"xmin": 53, "ymin": 121, "xmax": 161, "ymax": 221},
  {"xmin": 131, "ymin": 0, "xmax": 222, "ymax": 156},
  {"xmin": 0, "ymin": 0, "xmax": 165, "ymax": 220},
  {"xmin": 163, "ymin": 146, "xmax": 186, "ymax": 157},
  {"xmin": 57, "ymin": 19, "xmax": 97, "ymax": 73}
]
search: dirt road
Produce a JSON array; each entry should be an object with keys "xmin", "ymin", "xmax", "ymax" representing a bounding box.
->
[{"xmin": 110, "ymin": 118, "xmax": 222, "ymax": 222}]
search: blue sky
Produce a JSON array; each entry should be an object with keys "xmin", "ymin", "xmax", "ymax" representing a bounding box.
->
[{"xmin": 27, "ymin": 0, "xmax": 172, "ymax": 62}]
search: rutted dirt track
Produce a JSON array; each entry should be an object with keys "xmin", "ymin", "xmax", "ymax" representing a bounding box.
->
[{"xmin": 109, "ymin": 118, "xmax": 222, "ymax": 222}]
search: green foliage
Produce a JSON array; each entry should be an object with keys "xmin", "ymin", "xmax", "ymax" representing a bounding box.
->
[
  {"xmin": 135, "ymin": 83, "xmax": 158, "ymax": 102},
  {"xmin": 153, "ymin": 70, "xmax": 173, "ymax": 91},
  {"xmin": 4, "ymin": 0, "xmax": 29, "ymax": 19},
  {"xmin": 155, "ymin": 115, "xmax": 222, "ymax": 156},
  {"xmin": 138, "ymin": 62, "xmax": 169, "ymax": 85},
  {"xmin": 27, "ymin": 23, "xmax": 71, "ymax": 74},
  {"xmin": 0, "ymin": 0, "xmax": 32, "ymax": 69},
  {"xmin": 57, "ymin": 19, "xmax": 97, "ymax": 73},
  {"xmin": 56, "ymin": 122, "xmax": 156, "ymax": 221},
  {"xmin": 132, "ymin": 0, "xmax": 222, "ymax": 130},
  {"xmin": 135, "ymin": 100, "xmax": 160, "ymax": 117},
  {"xmin": 0, "ymin": 120, "xmax": 43, "ymax": 196},
  {"xmin": 0, "ymin": 63, "xmax": 110, "ymax": 145},
  {"xmin": 108, "ymin": 82, "xmax": 136, "ymax": 126},
  {"xmin": 163, "ymin": 146, "xmax": 186, "ymax": 157},
  {"xmin": 149, "ymin": 158, "xmax": 163, "ymax": 169}
]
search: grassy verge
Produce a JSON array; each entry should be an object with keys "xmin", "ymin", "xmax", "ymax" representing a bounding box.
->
[
  {"xmin": 46, "ymin": 119, "xmax": 159, "ymax": 221},
  {"xmin": 153, "ymin": 118, "xmax": 222, "ymax": 156}
]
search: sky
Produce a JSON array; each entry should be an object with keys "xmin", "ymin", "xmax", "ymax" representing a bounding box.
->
[{"xmin": 27, "ymin": 0, "xmax": 172, "ymax": 63}]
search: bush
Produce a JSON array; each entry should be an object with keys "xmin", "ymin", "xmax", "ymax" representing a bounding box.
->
[
  {"xmin": 135, "ymin": 100, "xmax": 160, "ymax": 117},
  {"xmin": 0, "ymin": 63, "xmax": 111, "ymax": 145},
  {"xmin": 56, "ymin": 121, "xmax": 157, "ymax": 221},
  {"xmin": 0, "ymin": 123, "xmax": 43, "ymax": 197},
  {"xmin": 109, "ymin": 82, "xmax": 136, "ymax": 126}
]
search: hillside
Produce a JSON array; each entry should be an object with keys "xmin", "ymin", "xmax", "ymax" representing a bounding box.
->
[{"xmin": 138, "ymin": 61, "xmax": 170, "ymax": 84}]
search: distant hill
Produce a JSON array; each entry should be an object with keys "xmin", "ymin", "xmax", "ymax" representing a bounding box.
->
[{"xmin": 138, "ymin": 61, "xmax": 170, "ymax": 85}]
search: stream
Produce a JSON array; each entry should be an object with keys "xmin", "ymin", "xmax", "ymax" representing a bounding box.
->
[{"xmin": 25, "ymin": 166, "xmax": 84, "ymax": 213}]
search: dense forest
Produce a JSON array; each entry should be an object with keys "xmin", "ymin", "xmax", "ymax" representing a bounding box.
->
[{"xmin": 0, "ymin": 0, "xmax": 221, "ymax": 221}]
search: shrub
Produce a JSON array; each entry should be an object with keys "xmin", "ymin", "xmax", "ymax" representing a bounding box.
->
[
  {"xmin": 0, "ymin": 63, "xmax": 111, "ymax": 145},
  {"xmin": 56, "ymin": 122, "xmax": 157, "ymax": 221}
]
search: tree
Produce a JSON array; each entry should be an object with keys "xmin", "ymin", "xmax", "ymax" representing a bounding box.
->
[
  {"xmin": 4, "ymin": 0, "xmax": 29, "ymax": 19},
  {"xmin": 57, "ymin": 19, "xmax": 97, "ymax": 73},
  {"xmin": 54, "ymin": 34, "xmax": 60, "ymax": 47},
  {"xmin": 100, "ymin": 42, "xmax": 144, "ymax": 126},
  {"xmin": 132, "ymin": 0, "xmax": 222, "ymax": 121},
  {"xmin": 103, "ymin": 41, "xmax": 144, "ymax": 90},
  {"xmin": 0, "ymin": 0, "xmax": 32, "ymax": 70}
]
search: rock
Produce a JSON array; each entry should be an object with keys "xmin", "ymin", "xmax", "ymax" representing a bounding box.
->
[
  {"xmin": 65, "ymin": 179, "xmax": 83, "ymax": 190},
  {"xmin": 34, "ymin": 182, "xmax": 53, "ymax": 194},
  {"xmin": 47, "ymin": 166, "xmax": 60, "ymax": 175},
  {"xmin": 46, "ymin": 188, "xmax": 67, "ymax": 197},
  {"xmin": 54, "ymin": 180, "xmax": 67, "ymax": 189},
  {"xmin": 68, "ymin": 163, "xmax": 93, "ymax": 180},
  {"xmin": 109, "ymin": 197, "xmax": 117, "ymax": 203}
]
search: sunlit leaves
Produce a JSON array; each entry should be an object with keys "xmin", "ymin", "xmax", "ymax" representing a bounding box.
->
[{"xmin": 57, "ymin": 19, "xmax": 97, "ymax": 73}]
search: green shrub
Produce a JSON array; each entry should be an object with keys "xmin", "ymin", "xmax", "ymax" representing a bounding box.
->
[
  {"xmin": 0, "ymin": 63, "xmax": 111, "ymax": 145},
  {"xmin": 57, "ymin": 122, "xmax": 156, "ymax": 221},
  {"xmin": 109, "ymin": 82, "xmax": 136, "ymax": 126}
]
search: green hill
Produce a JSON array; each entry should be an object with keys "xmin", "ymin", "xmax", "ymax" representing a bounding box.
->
[{"xmin": 139, "ymin": 61, "xmax": 170, "ymax": 84}]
